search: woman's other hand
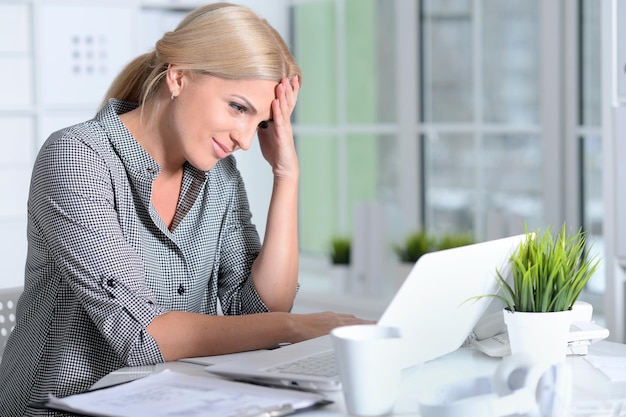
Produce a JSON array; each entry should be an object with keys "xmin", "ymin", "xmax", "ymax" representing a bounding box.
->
[
  {"xmin": 288, "ymin": 311, "xmax": 377, "ymax": 343},
  {"xmin": 257, "ymin": 76, "xmax": 300, "ymax": 180}
]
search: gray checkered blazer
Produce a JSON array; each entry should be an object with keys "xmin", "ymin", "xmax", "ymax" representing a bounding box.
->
[{"xmin": 0, "ymin": 99, "xmax": 269, "ymax": 417}]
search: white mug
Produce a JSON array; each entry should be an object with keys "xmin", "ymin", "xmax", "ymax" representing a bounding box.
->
[{"xmin": 331, "ymin": 324, "xmax": 404, "ymax": 416}]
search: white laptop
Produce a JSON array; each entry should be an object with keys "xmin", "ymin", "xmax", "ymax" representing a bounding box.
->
[{"xmin": 206, "ymin": 234, "xmax": 527, "ymax": 391}]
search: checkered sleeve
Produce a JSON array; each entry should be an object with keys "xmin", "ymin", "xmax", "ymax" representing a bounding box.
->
[
  {"xmin": 215, "ymin": 162, "xmax": 269, "ymax": 315},
  {"xmin": 29, "ymin": 130, "xmax": 166, "ymax": 365}
]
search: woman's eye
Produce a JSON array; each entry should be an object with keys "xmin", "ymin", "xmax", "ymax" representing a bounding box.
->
[{"xmin": 230, "ymin": 102, "xmax": 247, "ymax": 114}]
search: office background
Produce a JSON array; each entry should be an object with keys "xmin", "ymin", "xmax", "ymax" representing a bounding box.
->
[{"xmin": 0, "ymin": 0, "xmax": 624, "ymax": 341}]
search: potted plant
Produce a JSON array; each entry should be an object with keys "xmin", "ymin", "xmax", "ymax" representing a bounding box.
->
[
  {"xmin": 392, "ymin": 230, "xmax": 434, "ymax": 264},
  {"xmin": 489, "ymin": 223, "xmax": 601, "ymax": 363},
  {"xmin": 330, "ymin": 236, "xmax": 351, "ymax": 293},
  {"xmin": 435, "ymin": 232, "xmax": 474, "ymax": 251},
  {"xmin": 392, "ymin": 230, "xmax": 435, "ymax": 288}
]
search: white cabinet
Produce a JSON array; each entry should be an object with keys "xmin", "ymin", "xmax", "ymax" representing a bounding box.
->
[
  {"xmin": 0, "ymin": 117, "xmax": 33, "ymax": 220},
  {"xmin": 36, "ymin": 4, "xmax": 135, "ymax": 108},
  {"xmin": 0, "ymin": 57, "xmax": 32, "ymax": 109},
  {"xmin": 0, "ymin": 3, "xmax": 33, "ymax": 288},
  {"xmin": 0, "ymin": 4, "xmax": 29, "ymax": 53},
  {"xmin": 0, "ymin": 4, "xmax": 32, "ymax": 109}
]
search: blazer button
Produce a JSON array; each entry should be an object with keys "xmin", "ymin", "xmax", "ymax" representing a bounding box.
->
[
  {"xmin": 177, "ymin": 284, "xmax": 185, "ymax": 295},
  {"xmin": 107, "ymin": 279, "xmax": 115, "ymax": 288}
]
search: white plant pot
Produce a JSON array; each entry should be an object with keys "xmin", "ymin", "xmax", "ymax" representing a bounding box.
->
[
  {"xmin": 503, "ymin": 308, "xmax": 573, "ymax": 365},
  {"xmin": 394, "ymin": 262, "xmax": 414, "ymax": 290},
  {"xmin": 330, "ymin": 265, "xmax": 350, "ymax": 293}
]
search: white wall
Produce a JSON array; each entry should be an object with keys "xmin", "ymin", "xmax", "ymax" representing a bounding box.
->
[
  {"xmin": 602, "ymin": 0, "xmax": 626, "ymax": 342},
  {"xmin": 0, "ymin": 0, "xmax": 288, "ymax": 290}
]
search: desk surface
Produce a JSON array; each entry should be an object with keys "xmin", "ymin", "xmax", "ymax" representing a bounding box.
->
[{"xmin": 94, "ymin": 341, "xmax": 626, "ymax": 416}]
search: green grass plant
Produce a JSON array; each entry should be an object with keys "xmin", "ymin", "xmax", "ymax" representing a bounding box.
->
[
  {"xmin": 436, "ymin": 232, "xmax": 475, "ymax": 251},
  {"xmin": 392, "ymin": 230, "xmax": 434, "ymax": 263},
  {"xmin": 494, "ymin": 224, "xmax": 600, "ymax": 312},
  {"xmin": 330, "ymin": 236, "xmax": 351, "ymax": 265}
]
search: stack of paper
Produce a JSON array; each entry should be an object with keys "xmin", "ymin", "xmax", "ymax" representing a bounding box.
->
[{"xmin": 41, "ymin": 369, "xmax": 331, "ymax": 417}]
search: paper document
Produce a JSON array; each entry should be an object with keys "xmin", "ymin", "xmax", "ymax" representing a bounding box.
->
[
  {"xmin": 44, "ymin": 369, "xmax": 330, "ymax": 417},
  {"xmin": 584, "ymin": 355, "xmax": 626, "ymax": 382}
]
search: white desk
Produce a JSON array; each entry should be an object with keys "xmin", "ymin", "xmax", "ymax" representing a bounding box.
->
[{"xmin": 93, "ymin": 341, "xmax": 626, "ymax": 416}]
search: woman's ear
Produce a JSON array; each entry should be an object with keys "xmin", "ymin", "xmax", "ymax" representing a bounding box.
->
[{"xmin": 165, "ymin": 65, "xmax": 184, "ymax": 98}]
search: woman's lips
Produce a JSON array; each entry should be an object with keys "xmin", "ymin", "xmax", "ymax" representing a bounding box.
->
[{"xmin": 212, "ymin": 139, "xmax": 231, "ymax": 159}]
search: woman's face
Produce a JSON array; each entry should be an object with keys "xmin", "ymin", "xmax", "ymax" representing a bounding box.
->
[{"xmin": 166, "ymin": 72, "xmax": 276, "ymax": 171}]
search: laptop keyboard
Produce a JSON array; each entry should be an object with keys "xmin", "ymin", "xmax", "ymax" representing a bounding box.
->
[{"xmin": 267, "ymin": 351, "xmax": 338, "ymax": 377}]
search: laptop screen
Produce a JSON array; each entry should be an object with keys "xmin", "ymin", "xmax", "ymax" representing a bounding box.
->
[{"xmin": 378, "ymin": 234, "xmax": 526, "ymax": 367}]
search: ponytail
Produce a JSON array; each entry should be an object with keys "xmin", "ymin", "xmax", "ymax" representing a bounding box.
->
[{"xmin": 99, "ymin": 50, "xmax": 166, "ymax": 110}]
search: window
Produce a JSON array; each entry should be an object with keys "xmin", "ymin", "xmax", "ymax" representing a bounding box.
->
[
  {"xmin": 421, "ymin": 0, "xmax": 542, "ymax": 238},
  {"xmin": 579, "ymin": 0, "xmax": 603, "ymax": 297},
  {"xmin": 292, "ymin": 0, "xmax": 400, "ymax": 257},
  {"xmin": 291, "ymin": 0, "xmax": 602, "ymax": 302}
]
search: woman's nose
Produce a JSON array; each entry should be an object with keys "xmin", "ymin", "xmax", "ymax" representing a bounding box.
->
[{"xmin": 231, "ymin": 126, "xmax": 256, "ymax": 151}]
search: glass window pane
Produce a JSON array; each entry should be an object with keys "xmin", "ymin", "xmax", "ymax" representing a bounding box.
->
[
  {"xmin": 346, "ymin": 133, "xmax": 405, "ymax": 244},
  {"xmin": 298, "ymin": 132, "xmax": 403, "ymax": 256},
  {"xmin": 580, "ymin": 0, "xmax": 601, "ymax": 126},
  {"xmin": 298, "ymin": 134, "xmax": 339, "ymax": 254},
  {"xmin": 582, "ymin": 135, "xmax": 604, "ymax": 294},
  {"xmin": 582, "ymin": 135, "xmax": 602, "ymax": 236},
  {"xmin": 421, "ymin": 0, "xmax": 473, "ymax": 123},
  {"xmin": 346, "ymin": 133, "xmax": 378, "ymax": 203},
  {"xmin": 482, "ymin": 134, "xmax": 542, "ymax": 193},
  {"xmin": 580, "ymin": 1, "xmax": 603, "ymax": 296},
  {"xmin": 425, "ymin": 132, "xmax": 477, "ymax": 233},
  {"xmin": 482, "ymin": 0, "xmax": 539, "ymax": 124},
  {"xmin": 424, "ymin": 132, "xmax": 543, "ymax": 237},
  {"xmin": 292, "ymin": 1, "xmax": 337, "ymax": 125},
  {"xmin": 345, "ymin": 0, "xmax": 397, "ymax": 123}
]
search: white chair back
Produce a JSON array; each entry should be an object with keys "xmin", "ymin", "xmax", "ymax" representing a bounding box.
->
[{"xmin": 0, "ymin": 286, "xmax": 22, "ymax": 359}]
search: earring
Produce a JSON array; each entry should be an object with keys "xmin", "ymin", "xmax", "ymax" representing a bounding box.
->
[{"xmin": 170, "ymin": 92, "xmax": 176, "ymax": 101}]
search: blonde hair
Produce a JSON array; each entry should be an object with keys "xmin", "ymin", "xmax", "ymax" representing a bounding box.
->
[{"xmin": 101, "ymin": 2, "xmax": 301, "ymax": 109}]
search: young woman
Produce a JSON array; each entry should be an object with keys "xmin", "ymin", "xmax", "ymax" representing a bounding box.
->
[{"xmin": 0, "ymin": 3, "xmax": 369, "ymax": 416}]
